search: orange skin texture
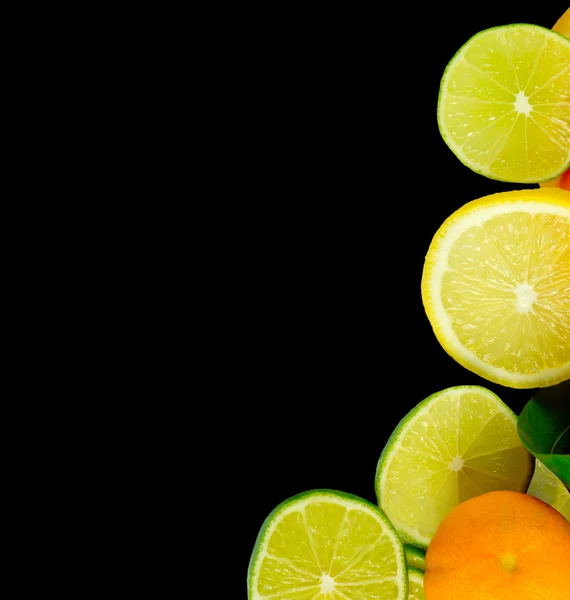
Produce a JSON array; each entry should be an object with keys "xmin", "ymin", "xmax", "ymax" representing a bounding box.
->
[
  {"xmin": 424, "ymin": 491, "xmax": 570, "ymax": 600},
  {"xmin": 553, "ymin": 8, "xmax": 570, "ymax": 37}
]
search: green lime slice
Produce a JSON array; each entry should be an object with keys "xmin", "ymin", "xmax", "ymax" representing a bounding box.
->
[
  {"xmin": 248, "ymin": 489, "xmax": 407, "ymax": 599},
  {"xmin": 438, "ymin": 24, "xmax": 570, "ymax": 183},
  {"xmin": 404, "ymin": 544, "xmax": 426, "ymax": 571},
  {"xmin": 375, "ymin": 386, "xmax": 533, "ymax": 548},
  {"xmin": 527, "ymin": 458, "xmax": 570, "ymax": 520},
  {"xmin": 407, "ymin": 567, "xmax": 426, "ymax": 600}
]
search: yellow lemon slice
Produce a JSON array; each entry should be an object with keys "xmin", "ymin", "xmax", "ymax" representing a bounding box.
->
[{"xmin": 421, "ymin": 188, "xmax": 570, "ymax": 388}]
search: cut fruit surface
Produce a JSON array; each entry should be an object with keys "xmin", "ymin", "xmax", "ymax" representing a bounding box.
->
[
  {"xmin": 248, "ymin": 489, "xmax": 407, "ymax": 600},
  {"xmin": 540, "ymin": 166, "xmax": 570, "ymax": 190},
  {"xmin": 527, "ymin": 458, "xmax": 570, "ymax": 520},
  {"xmin": 438, "ymin": 24, "xmax": 570, "ymax": 183},
  {"xmin": 421, "ymin": 188, "xmax": 570, "ymax": 388},
  {"xmin": 404, "ymin": 544, "xmax": 426, "ymax": 571},
  {"xmin": 407, "ymin": 567, "xmax": 426, "ymax": 600},
  {"xmin": 375, "ymin": 386, "xmax": 533, "ymax": 548}
]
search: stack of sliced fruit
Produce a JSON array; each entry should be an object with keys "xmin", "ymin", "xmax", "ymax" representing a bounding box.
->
[{"xmin": 248, "ymin": 10, "xmax": 570, "ymax": 600}]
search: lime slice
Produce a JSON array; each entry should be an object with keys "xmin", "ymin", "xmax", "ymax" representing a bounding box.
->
[
  {"xmin": 407, "ymin": 567, "xmax": 426, "ymax": 600},
  {"xmin": 438, "ymin": 24, "xmax": 570, "ymax": 183},
  {"xmin": 404, "ymin": 544, "xmax": 426, "ymax": 571},
  {"xmin": 527, "ymin": 459, "xmax": 570, "ymax": 520},
  {"xmin": 375, "ymin": 386, "xmax": 533, "ymax": 548},
  {"xmin": 248, "ymin": 489, "xmax": 407, "ymax": 600}
]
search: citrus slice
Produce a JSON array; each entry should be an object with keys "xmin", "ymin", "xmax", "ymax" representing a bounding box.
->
[
  {"xmin": 527, "ymin": 458, "xmax": 570, "ymax": 520},
  {"xmin": 540, "ymin": 166, "xmax": 570, "ymax": 190},
  {"xmin": 407, "ymin": 567, "xmax": 426, "ymax": 600},
  {"xmin": 375, "ymin": 386, "xmax": 533, "ymax": 548},
  {"xmin": 404, "ymin": 544, "xmax": 426, "ymax": 571},
  {"xmin": 421, "ymin": 188, "xmax": 570, "ymax": 388},
  {"xmin": 540, "ymin": 9, "xmax": 570, "ymax": 190},
  {"xmin": 437, "ymin": 24, "xmax": 570, "ymax": 183},
  {"xmin": 247, "ymin": 489, "xmax": 407, "ymax": 600},
  {"xmin": 553, "ymin": 7, "xmax": 570, "ymax": 37}
]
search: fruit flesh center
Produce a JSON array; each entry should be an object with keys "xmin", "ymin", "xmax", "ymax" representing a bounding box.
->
[
  {"xmin": 442, "ymin": 211, "xmax": 570, "ymax": 372},
  {"xmin": 320, "ymin": 574, "xmax": 335, "ymax": 593},
  {"xmin": 514, "ymin": 283, "xmax": 537, "ymax": 313},
  {"xmin": 514, "ymin": 91, "xmax": 532, "ymax": 115}
]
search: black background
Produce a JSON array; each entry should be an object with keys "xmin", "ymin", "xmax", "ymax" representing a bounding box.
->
[{"xmin": 236, "ymin": 4, "xmax": 568, "ymax": 595}]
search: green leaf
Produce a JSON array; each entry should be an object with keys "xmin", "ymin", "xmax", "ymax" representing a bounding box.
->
[{"xmin": 517, "ymin": 380, "xmax": 570, "ymax": 487}]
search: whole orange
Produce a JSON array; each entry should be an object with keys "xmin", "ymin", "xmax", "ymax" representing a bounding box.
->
[{"xmin": 424, "ymin": 490, "xmax": 570, "ymax": 600}]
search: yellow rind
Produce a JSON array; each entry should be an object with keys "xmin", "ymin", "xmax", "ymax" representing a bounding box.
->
[{"xmin": 421, "ymin": 188, "xmax": 570, "ymax": 388}]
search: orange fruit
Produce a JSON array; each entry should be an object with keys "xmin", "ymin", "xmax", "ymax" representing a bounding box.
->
[
  {"xmin": 424, "ymin": 490, "xmax": 570, "ymax": 600},
  {"xmin": 553, "ymin": 7, "xmax": 570, "ymax": 37},
  {"xmin": 541, "ymin": 166, "xmax": 570, "ymax": 190}
]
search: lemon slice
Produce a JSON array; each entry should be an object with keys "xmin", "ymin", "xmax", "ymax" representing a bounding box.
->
[
  {"xmin": 407, "ymin": 567, "xmax": 426, "ymax": 600},
  {"xmin": 248, "ymin": 489, "xmax": 407, "ymax": 600},
  {"xmin": 421, "ymin": 188, "xmax": 570, "ymax": 388},
  {"xmin": 527, "ymin": 459, "xmax": 570, "ymax": 520},
  {"xmin": 438, "ymin": 24, "xmax": 570, "ymax": 183},
  {"xmin": 404, "ymin": 544, "xmax": 426, "ymax": 571},
  {"xmin": 375, "ymin": 386, "xmax": 533, "ymax": 548}
]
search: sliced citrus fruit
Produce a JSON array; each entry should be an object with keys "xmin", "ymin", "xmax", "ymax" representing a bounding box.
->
[
  {"xmin": 404, "ymin": 544, "xmax": 426, "ymax": 571},
  {"xmin": 421, "ymin": 187, "xmax": 570, "ymax": 388},
  {"xmin": 375, "ymin": 386, "xmax": 533, "ymax": 548},
  {"xmin": 527, "ymin": 458, "xmax": 570, "ymax": 520},
  {"xmin": 540, "ymin": 9, "xmax": 570, "ymax": 190},
  {"xmin": 248, "ymin": 489, "xmax": 407, "ymax": 600},
  {"xmin": 407, "ymin": 567, "xmax": 425, "ymax": 600},
  {"xmin": 437, "ymin": 24, "xmax": 570, "ymax": 183},
  {"xmin": 540, "ymin": 166, "xmax": 570, "ymax": 190},
  {"xmin": 553, "ymin": 7, "xmax": 570, "ymax": 37}
]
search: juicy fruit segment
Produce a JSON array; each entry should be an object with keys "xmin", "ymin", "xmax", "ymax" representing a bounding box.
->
[
  {"xmin": 404, "ymin": 544, "xmax": 426, "ymax": 571},
  {"xmin": 375, "ymin": 386, "xmax": 533, "ymax": 548},
  {"xmin": 527, "ymin": 459, "xmax": 570, "ymax": 520},
  {"xmin": 422, "ymin": 188, "xmax": 570, "ymax": 388},
  {"xmin": 248, "ymin": 490, "xmax": 407, "ymax": 600},
  {"xmin": 438, "ymin": 24, "xmax": 570, "ymax": 183},
  {"xmin": 407, "ymin": 568, "xmax": 425, "ymax": 600},
  {"xmin": 553, "ymin": 8, "xmax": 570, "ymax": 37},
  {"xmin": 424, "ymin": 491, "xmax": 570, "ymax": 600}
]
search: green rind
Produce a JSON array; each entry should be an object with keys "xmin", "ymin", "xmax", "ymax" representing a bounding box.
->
[
  {"xmin": 437, "ymin": 23, "xmax": 570, "ymax": 184},
  {"xmin": 375, "ymin": 385, "xmax": 532, "ymax": 549},
  {"xmin": 247, "ymin": 488, "xmax": 408, "ymax": 599},
  {"xmin": 404, "ymin": 544, "xmax": 427, "ymax": 571}
]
